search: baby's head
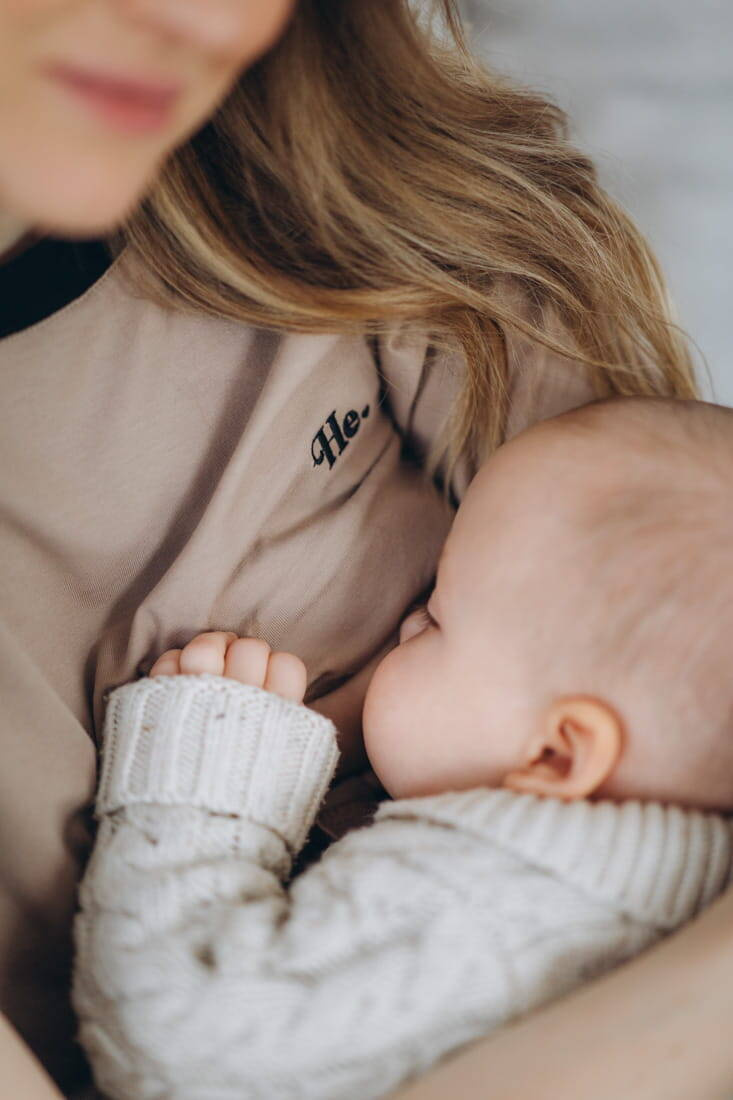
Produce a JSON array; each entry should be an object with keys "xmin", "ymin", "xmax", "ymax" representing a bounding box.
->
[{"xmin": 364, "ymin": 397, "xmax": 733, "ymax": 811}]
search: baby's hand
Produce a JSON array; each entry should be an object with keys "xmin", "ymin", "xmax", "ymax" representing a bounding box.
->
[{"xmin": 149, "ymin": 631, "xmax": 307, "ymax": 703}]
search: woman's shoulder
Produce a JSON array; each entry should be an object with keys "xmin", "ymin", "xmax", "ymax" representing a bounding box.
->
[
  {"xmin": 0, "ymin": 237, "xmax": 113, "ymax": 342},
  {"xmin": 2, "ymin": 249, "xmax": 382, "ymax": 379},
  {"xmin": 375, "ymin": 279, "xmax": 597, "ymax": 497},
  {"xmin": 500, "ymin": 286, "xmax": 597, "ymax": 442},
  {"xmin": 1, "ymin": 247, "xmax": 232, "ymax": 349}
]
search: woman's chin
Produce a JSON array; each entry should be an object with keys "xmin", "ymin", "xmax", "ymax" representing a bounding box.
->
[
  {"xmin": 36, "ymin": 181, "xmax": 152, "ymax": 239},
  {"xmin": 0, "ymin": 151, "xmax": 162, "ymax": 238}
]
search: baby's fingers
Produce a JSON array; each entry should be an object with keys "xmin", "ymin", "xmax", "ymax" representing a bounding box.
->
[
  {"xmin": 179, "ymin": 631, "xmax": 237, "ymax": 677},
  {"xmin": 223, "ymin": 640, "xmax": 307, "ymax": 702},
  {"xmin": 150, "ymin": 649, "xmax": 182, "ymax": 677},
  {"xmin": 265, "ymin": 652, "xmax": 308, "ymax": 704},
  {"xmin": 224, "ymin": 638, "xmax": 271, "ymax": 690}
]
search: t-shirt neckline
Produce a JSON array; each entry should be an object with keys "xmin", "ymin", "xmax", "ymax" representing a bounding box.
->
[{"xmin": 0, "ymin": 237, "xmax": 112, "ymax": 340}]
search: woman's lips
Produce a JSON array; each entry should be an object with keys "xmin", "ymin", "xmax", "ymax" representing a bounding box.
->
[{"xmin": 44, "ymin": 64, "xmax": 182, "ymax": 136}]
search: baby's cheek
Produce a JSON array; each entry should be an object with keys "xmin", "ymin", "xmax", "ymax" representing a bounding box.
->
[
  {"xmin": 363, "ymin": 647, "xmax": 407, "ymax": 746},
  {"xmin": 363, "ymin": 647, "xmax": 426, "ymax": 796}
]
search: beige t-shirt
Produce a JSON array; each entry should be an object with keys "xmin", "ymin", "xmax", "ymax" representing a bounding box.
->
[{"xmin": 0, "ymin": 253, "xmax": 594, "ymax": 1084}]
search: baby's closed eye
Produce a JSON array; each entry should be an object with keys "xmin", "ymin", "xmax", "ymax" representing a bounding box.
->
[{"xmin": 399, "ymin": 603, "xmax": 438, "ymax": 645}]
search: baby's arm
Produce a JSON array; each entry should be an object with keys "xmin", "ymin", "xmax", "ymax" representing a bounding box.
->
[
  {"xmin": 74, "ymin": 635, "xmax": 657, "ymax": 1100},
  {"xmin": 74, "ymin": 651, "xmax": 340, "ymax": 1100}
]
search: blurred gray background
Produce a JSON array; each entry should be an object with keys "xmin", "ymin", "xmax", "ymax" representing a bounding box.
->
[{"xmin": 457, "ymin": 0, "xmax": 732, "ymax": 403}]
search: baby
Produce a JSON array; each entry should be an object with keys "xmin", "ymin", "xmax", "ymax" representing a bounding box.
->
[{"xmin": 74, "ymin": 397, "xmax": 733, "ymax": 1100}]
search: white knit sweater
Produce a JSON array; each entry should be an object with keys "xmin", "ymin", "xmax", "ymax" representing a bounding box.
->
[{"xmin": 73, "ymin": 676, "xmax": 733, "ymax": 1100}]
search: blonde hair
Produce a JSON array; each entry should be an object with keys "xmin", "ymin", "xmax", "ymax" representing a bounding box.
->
[{"xmin": 122, "ymin": 0, "xmax": 697, "ymax": 475}]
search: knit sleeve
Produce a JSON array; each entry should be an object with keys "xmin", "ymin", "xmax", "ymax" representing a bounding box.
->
[{"xmin": 73, "ymin": 675, "xmax": 340, "ymax": 1100}]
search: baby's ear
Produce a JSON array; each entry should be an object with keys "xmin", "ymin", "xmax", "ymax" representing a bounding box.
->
[{"xmin": 502, "ymin": 698, "xmax": 623, "ymax": 800}]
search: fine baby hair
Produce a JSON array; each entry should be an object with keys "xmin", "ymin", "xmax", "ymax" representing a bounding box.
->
[
  {"xmin": 513, "ymin": 396, "xmax": 733, "ymax": 812},
  {"xmin": 362, "ymin": 395, "xmax": 733, "ymax": 813}
]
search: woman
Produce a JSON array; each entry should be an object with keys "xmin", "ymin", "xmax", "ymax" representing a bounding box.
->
[{"xmin": 1, "ymin": 1, "xmax": 730, "ymax": 1097}]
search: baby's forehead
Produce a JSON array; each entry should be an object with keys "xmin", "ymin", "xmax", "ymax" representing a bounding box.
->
[
  {"xmin": 547, "ymin": 396, "xmax": 733, "ymax": 465},
  {"xmin": 464, "ymin": 398, "xmax": 733, "ymax": 564},
  {"xmin": 479, "ymin": 404, "xmax": 725, "ymax": 562},
  {"xmin": 516, "ymin": 399, "xmax": 719, "ymax": 494},
  {"xmin": 486, "ymin": 412, "xmax": 626, "ymax": 502}
]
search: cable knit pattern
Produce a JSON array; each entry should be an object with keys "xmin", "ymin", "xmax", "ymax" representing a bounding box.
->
[{"xmin": 74, "ymin": 676, "xmax": 733, "ymax": 1100}]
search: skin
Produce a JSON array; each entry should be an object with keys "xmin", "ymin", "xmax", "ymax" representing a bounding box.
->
[
  {"xmin": 362, "ymin": 417, "xmax": 625, "ymax": 800},
  {"xmin": 0, "ymin": 1016, "xmax": 63, "ymax": 1100},
  {"xmin": 151, "ymin": 629, "xmax": 309, "ymax": 701},
  {"xmin": 361, "ymin": 405, "xmax": 733, "ymax": 811},
  {"xmin": 0, "ymin": 0, "xmax": 297, "ymax": 243}
]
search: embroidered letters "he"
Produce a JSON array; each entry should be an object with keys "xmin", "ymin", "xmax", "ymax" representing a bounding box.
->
[{"xmin": 311, "ymin": 406, "xmax": 370, "ymax": 469}]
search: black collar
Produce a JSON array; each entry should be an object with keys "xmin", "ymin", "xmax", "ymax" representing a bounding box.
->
[{"xmin": 0, "ymin": 237, "xmax": 112, "ymax": 340}]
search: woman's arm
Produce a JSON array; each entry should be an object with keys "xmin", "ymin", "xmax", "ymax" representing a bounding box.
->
[
  {"xmin": 0, "ymin": 1014, "xmax": 64, "ymax": 1100},
  {"xmin": 392, "ymin": 885, "xmax": 733, "ymax": 1100}
]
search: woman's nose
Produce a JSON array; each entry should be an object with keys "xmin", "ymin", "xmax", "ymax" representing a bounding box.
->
[{"xmin": 119, "ymin": 0, "xmax": 269, "ymax": 54}]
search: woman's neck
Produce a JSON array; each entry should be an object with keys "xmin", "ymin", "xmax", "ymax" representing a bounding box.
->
[{"xmin": 0, "ymin": 209, "xmax": 33, "ymax": 264}]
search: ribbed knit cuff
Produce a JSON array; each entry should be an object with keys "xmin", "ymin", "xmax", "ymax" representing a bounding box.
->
[{"xmin": 98, "ymin": 675, "xmax": 339, "ymax": 853}]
